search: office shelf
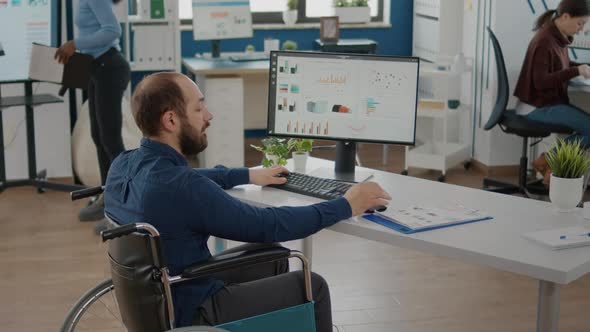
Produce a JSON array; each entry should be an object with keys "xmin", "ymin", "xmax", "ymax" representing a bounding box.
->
[
  {"xmin": 402, "ymin": 57, "xmax": 473, "ymax": 180},
  {"xmin": 405, "ymin": 103, "xmax": 471, "ymax": 180},
  {"xmin": 406, "ymin": 142, "xmax": 470, "ymax": 174},
  {"xmin": 412, "ymin": 0, "xmax": 463, "ymax": 63}
]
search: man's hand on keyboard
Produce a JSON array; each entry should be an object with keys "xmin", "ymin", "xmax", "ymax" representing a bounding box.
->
[
  {"xmin": 249, "ymin": 166, "xmax": 289, "ymax": 186},
  {"xmin": 344, "ymin": 182, "xmax": 392, "ymax": 216}
]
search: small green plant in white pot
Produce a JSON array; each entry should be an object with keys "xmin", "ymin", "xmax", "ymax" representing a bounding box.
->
[
  {"xmin": 250, "ymin": 137, "xmax": 292, "ymax": 167},
  {"xmin": 289, "ymin": 138, "xmax": 313, "ymax": 172},
  {"xmin": 281, "ymin": 40, "xmax": 298, "ymax": 51},
  {"xmin": 546, "ymin": 138, "xmax": 590, "ymax": 211},
  {"xmin": 283, "ymin": 0, "xmax": 298, "ymax": 25}
]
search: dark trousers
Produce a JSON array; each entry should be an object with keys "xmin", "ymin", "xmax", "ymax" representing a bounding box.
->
[
  {"xmin": 88, "ymin": 48, "xmax": 130, "ymax": 185},
  {"xmin": 193, "ymin": 250, "xmax": 332, "ymax": 332}
]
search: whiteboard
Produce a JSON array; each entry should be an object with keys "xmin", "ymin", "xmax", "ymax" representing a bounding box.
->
[
  {"xmin": 0, "ymin": 0, "xmax": 57, "ymax": 82},
  {"xmin": 192, "ymin": 0, "xmax": 253, "ymax": 41}
]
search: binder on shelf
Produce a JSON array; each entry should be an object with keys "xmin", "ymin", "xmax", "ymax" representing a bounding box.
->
[
  {"xmin": 364, "ymin": 204, "xmax": 492, "ymax": 234},
  {"xmin": 28, "ymin": 43, "xmax": 93, "ymax": 93}
]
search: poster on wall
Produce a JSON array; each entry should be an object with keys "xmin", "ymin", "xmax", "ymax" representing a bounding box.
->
[{"xmin": 0, "ymin": 0, "xmax": 56, "ymax": 82}]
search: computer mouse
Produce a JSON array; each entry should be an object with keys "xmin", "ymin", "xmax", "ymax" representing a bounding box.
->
[{"xmin": 365, "ymin": 205, "xmax": 387, "ymax": 214}]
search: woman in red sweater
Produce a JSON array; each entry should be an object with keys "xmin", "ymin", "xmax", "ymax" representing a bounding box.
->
[{"xmin": 514, "ymin": 0, "xmax": 590, "ymax": 184}]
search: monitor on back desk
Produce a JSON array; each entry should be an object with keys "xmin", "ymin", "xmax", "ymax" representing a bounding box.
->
[{"xmin": 267, "ymin": 51, "xmax": 420, "ymax": 181}]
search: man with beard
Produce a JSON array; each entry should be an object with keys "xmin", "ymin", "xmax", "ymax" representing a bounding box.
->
[{"xmin": 104, "ymin": 72, "xmax": 391, "ymax": 330}]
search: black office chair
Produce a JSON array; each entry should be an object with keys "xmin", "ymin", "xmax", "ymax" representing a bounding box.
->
[{"xmin": 482, "ymin": 27, "xmax": 573, "ymax": 197}]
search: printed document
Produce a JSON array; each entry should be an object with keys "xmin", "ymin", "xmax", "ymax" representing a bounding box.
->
[{"xmin": 375, "ymin": 205, "xmax": 491, "ymax": 231}]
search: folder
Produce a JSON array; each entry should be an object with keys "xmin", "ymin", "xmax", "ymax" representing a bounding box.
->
[
  {"xmin": 28, "ymin": 43, "xmax": 93, "ymax": 91},
  {"xmin": 363, "ymin": 204, "xmax": 492, "ymax": 234}
]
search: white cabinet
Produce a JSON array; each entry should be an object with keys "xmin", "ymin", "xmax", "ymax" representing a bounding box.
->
[
  {"xmin": 412, "ymin": 0, "xmax": 464, "ymax": 63},
  {"xmin": 407, "ymin": 0, "xmax": 470, "ymax": 181},
  {"xmin": 197, "ymin": 77, "xmax": 245, "ymax": 168},
  {"xmin": 403, "ymin": 63, "xmax": 472, "ymax": 182},
  {"xmin": 120, "ymin": 1, "xmax": 181, "ymax": 72}
]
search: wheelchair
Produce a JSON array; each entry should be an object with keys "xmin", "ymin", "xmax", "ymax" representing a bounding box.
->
[{"xmin": 60, "ymin": 186, "xmax": 317, "ymax": 332}]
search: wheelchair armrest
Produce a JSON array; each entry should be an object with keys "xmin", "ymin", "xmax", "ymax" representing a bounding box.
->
[{"xmin": 181, "ymin": 243, "xmax": 291, "ymax": 279}]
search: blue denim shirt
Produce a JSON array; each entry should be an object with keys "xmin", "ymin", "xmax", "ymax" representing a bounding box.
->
[{"xmin": 104, "ymin": 138, "xmax": 352, "ymax": 326}]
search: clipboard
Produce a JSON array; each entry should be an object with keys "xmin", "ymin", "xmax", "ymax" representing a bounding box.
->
[
  {"xmin": 29, "ymin": 43, "xmax": 93, "ymax": 90},
  {"xmin": 363, "ymin": 213, "xmax": 492, "ymax": 234}
]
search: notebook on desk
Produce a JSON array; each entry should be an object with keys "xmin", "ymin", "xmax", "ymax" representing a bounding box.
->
[
  {"xmin": 364, "ymin": 204, "xmax": 492, "ymax": 234},
  {"xmin": 523, "ymin": 226, "xmax": 590, "ymax": 250}
]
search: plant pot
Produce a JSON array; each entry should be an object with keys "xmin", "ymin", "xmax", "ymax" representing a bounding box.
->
[
  {"xmin": 293, "ymin": 152, "xmax": 309, "ymax": 173},
  {"xmin": 334, "ymin": 7, "xmax": 371, "ymax": 23},
  {"xmin": 265, "ymin": 154, "xmax": 280, "ymax": 167},
  {"xmin": 549, "ymin": 174, "xmax": 584, "ymax": 211},
  {"xmin": 282, "ymin": 10, "xmax": 298, "ymax": 25}
]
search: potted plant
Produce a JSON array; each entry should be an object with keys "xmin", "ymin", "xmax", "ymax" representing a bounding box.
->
[
  {"xmin": 288, "ymin": 138, "xmax": 313, "ymax": 172},
  {"xmin": 250, "ymin": 137, "xmax": 292, "ymax": 168},
  {"xmin": 283, "ymin": 0, "xmax": 298, "ymax": 25},
  {"xmin": 333, "ymin": 0, "xmax": 371, "ymax": 24},
  {"xmin": 282, "ymin": 40, "xmax": 298, "ymax": 51},
  {"xmin": 546, "ymin": 138, "xmax": 590, "ymax": 211}
]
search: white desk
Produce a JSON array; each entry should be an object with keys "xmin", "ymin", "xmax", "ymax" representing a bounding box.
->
[{"xmin": 226, "ymin": 157, "xmax": 590, "ymax": 332}]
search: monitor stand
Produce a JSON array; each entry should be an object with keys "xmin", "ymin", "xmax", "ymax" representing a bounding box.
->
[
  {"xmin": 308, "ymin": 141, "xmax": 374, "ymax": 183},
  {"xmin": 211, "ymin": 40, "xmax": 221, "ymax": 58},
  {"xmin": 203, "ymin": 39, "xmax": 228, "ymax": 62}
]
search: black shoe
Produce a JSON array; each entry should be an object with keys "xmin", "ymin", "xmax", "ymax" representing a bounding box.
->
[{"xmin": 78, "ymin": 194, "xmax": 105, "ymax": 222}]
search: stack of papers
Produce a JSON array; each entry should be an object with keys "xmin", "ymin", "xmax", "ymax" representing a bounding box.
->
[
  {"xmin": 370, "ymin": 205, "xmax": 492, "ymax": 232},
  {"xmin": 523, "ymin": 226, "xmax": 590, "ymax": 250}
]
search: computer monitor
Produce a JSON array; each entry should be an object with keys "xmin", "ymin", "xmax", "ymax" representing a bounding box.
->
[
  {"xmin": 267, "ymin": 51, "xmax": 420, "ymax": 181},
  {"xmin": 192, "ymin": 0, "xmax": 253, "ymax": 58}
]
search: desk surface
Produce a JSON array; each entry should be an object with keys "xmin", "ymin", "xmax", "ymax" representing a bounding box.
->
[
  {"xmin": 227, "ymin": 157, "xmax": 590, "ymax": 285},
  {"xmin": 182, "ymin": 57, "xmax": 269, "ymax": 76}
]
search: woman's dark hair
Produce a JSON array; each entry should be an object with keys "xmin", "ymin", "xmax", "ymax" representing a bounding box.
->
[
  {"xmin": 112, "ymin": 0, "xmax": 123, "ymax": 4},
  {"xmin": 534, "ymin": 0, "xmax": 590, "ymax": 30}
]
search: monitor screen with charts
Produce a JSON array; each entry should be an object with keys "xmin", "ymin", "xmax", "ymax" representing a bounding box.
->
[
  {"xmin": 192, "ymin": 0, "xmax": 253, "ymax": 58},
  {"xmin": 267, "ymin": 51, "xmax": 420, "ymax": 146}
]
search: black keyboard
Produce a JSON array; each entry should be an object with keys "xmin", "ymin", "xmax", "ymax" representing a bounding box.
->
[
  {"xmin": 229, "ymin": 54, "xmax": 269, "ymax": 62},
  {"xmin": 269, "ymin": 172, "xmax": 352, "ymax": 200}
]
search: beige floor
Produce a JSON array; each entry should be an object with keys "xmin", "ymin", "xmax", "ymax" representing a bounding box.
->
[{"xmin": 2, "ymin": 140, "xmax": 590, "ymax": 332}]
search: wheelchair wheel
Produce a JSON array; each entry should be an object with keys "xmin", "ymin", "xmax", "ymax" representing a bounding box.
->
[{"xmin": 60, "ymin": 278, "xmax": 125, "ymax": 332}]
